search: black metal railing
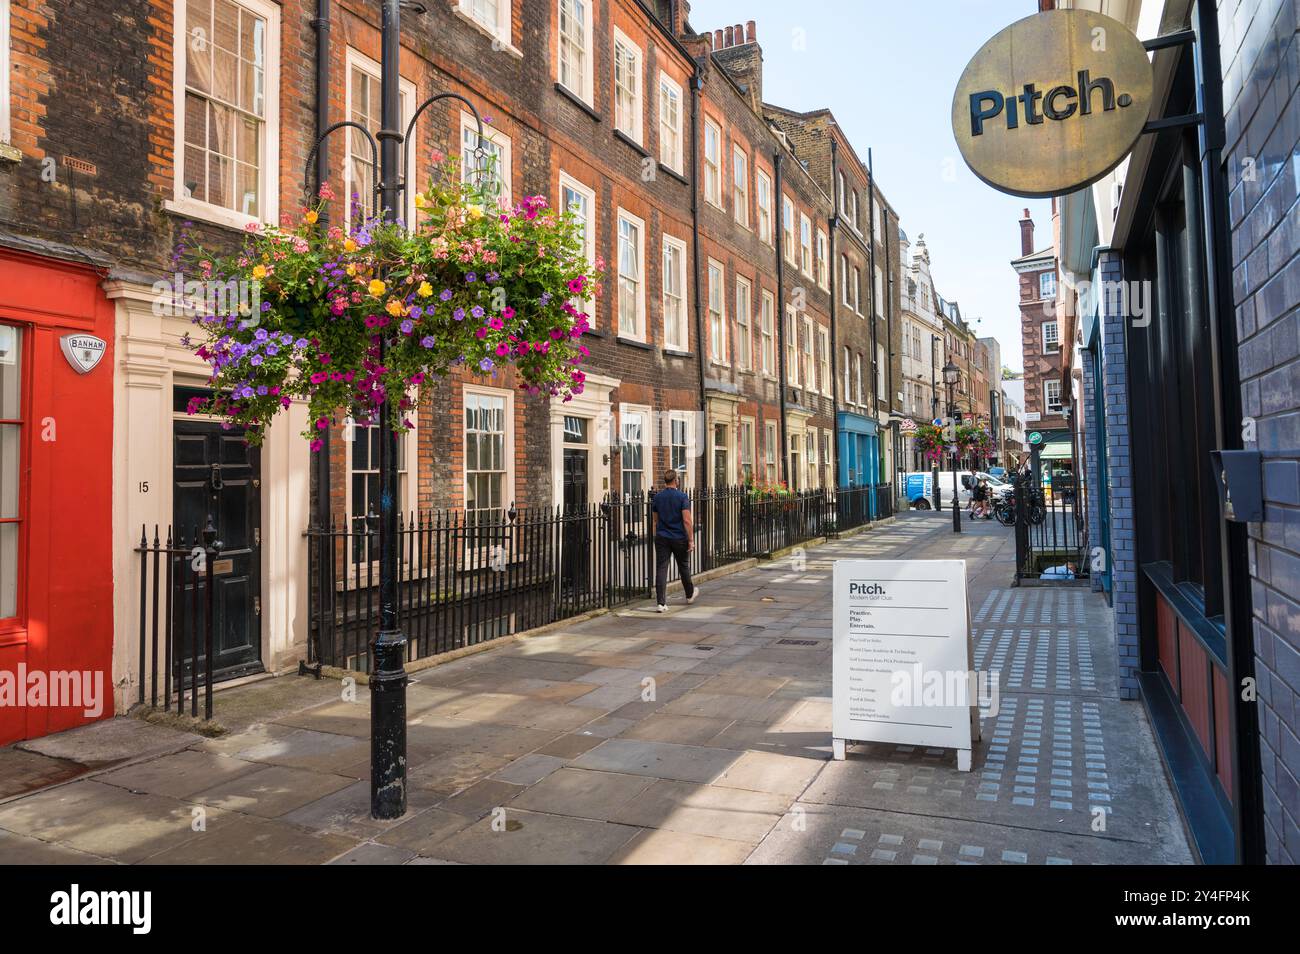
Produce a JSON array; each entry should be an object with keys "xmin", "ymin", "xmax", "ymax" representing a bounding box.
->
[
  {"xmin": 134, "ymin": 521, "xmax": 220, "ymax": 720},
  {"xmin": 306, "ymin": 484, "xmax": 870, "ymax": 670},
  {"xmin": 1013, "ymin": 466, "xmax": 1090, "ymax": 582}
]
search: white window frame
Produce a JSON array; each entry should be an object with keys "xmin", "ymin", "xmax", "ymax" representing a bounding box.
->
[
  {"xmin": 616, "ymin": 207, "xmax": 646, "ymax": 341},
  {"xmin": 876, "ymin": 342, "xmax": 886, "ymax": 400},
  {"xmin": 456, "ymin": 0, "xmax": 515, "ymax": 51},
  {"xmin": 840, "ymin": 255, "xmax": 850, "ymax": 305},
  {"xmin": 619, "ymin": 403, "xmax": 653, "ymax": 497},
  {"xmin": 658, "ymin": 72, "xmax": 683, "ymax": 173},
  {"xmin": 874, "ymin": 265, "xmax": 884, "ymax": 318},
  {"xmin": 732, "ymin": 144, "xmax": 749, "ymax": 227},
  {"xmin": 739, "ymin": 417, "xmax": 756, "ymax": 482},
  {"xmin": 1039, "ymin": 270, "xmax": 1057, "ymax": 299},
  {"xmin": 170, "ymin": 0, "xmax": 282, "ymax": 230},
  {"xmin": 764, "ymin": 420, "xmax": 778, "ymax": 482},
  {"xmin": 816, "ymin": 229, "xmax": 829, "ymax": 289},
  {"xmin": 782, "ymin": 195, "xmax": 796, "ymax": 263},
  {"xmin": 707, "ymin": 258, "xmax": 728, "ymax": 366},
  {"xmin": 837, "ymin": 171, "xmax": 847, "ymax": 215},
  {"xmin": 735, "ymin": 275, "xmax": 752, "ymax": 371},
  {"xmin": 799, "ymin": 213, "xmax": 813, "ymax": 276},
  {"xmin": 1045, "ymin": 379, "xmax": 1063, "ymax": 415},
  {"xmin": 557, "ymin": 0, "xmax": 594, "ymax": 104},
  {"xmin": 612, "ymin": 28, "xmax": 643, "ymax": 144},
  {"xmin": 760, "ymin": 289, "xmax": 775, "ymax": 376},
  {"xmin": 559, "ymin": 171, "xmax": 596, "ymax": 324},
  {"xmin": 461, "ymin": 110, "xmax": 512, "ymax": 207},
  {"xmin": 852, "ymin": 266, "xmax": 862, "ymax": 313},
  {"xmin": 1042, "ymin": 319, "xmax": 1060, "ymax": 353},
  {"xmin": 843, "ymin": 345, "xmax": 851, "ymax": 401},
  {"xmin": 854, "ymin": 352, "xmax": 863, "ymax": 406},
  {"xmin": 463, "ymin": 384, "xmax": 516, "ymax": 522},
  {"xmin": 344, "ymin": 419, "xmax": 418, "ymax": 566},
  {"xmin": 703, "ymin": 117, "xmax": 722, "ymax": 208},
  {"xmin": 785, "ymin": 307, "xmax": 800, "ymax": 387},
  {"xmin": 818, "ymin": 326, "xmax": 831, "ymax": 396},
  {"xmin": 345, "ymin": 48, "xmax": 416, "ymax": 228},
  {"xmin": 801, "ymin": 317, "xmax": 815, "ymax": 391},
  {"xmin": 756, "ymin": 168, "xmax": 772, "ymax": 243},
  {"xmin": 668, "ymin": 411, "xmax": 695, "ymax": 487},
  {"xmin": 662, "ymin": 233, "xmax": 688, "ymax": 351}
]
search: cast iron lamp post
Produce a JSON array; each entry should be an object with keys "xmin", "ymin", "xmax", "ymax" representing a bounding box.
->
[
  {"xmin": 303, "ymin": 0, "xmax": 486, "ymax": 820},
  {"xmin": 942, "ymin": 359, "xmax": 961, "ymax": 533},
  {"xmin": 930, "ymin": 334, "xmax": 941, "ymax": 511}
]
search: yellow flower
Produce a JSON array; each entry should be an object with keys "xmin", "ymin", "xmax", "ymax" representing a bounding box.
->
[
  {"xmin": 418, "ymin": 281, "xmax": 433, "ymax": 298},
  {"xmin": 251, "ymin": 264, "xmax": 267, "ymax": 280},
  {"xmin": 467, "ymin": 204, "xmax": 485, "ymax": 221},
  {"xmin": 385, "ymin": 299, "xmax": 405, "ymax": 317},
  {"xmin": 344, "ymin": 239, "xmax": 358, "ymax": 253},
  {"xmin": 368, "ymin": 279, "xmax": 386, "ymax": 297},
  {"xmin": 346, "ymin": 264, "xmax": 357, "ymax": 277},
  {"xmin": 414, "ymin": 193, "xmax": 428, "ymax": 209},
  {"xmin": 305, "ymin": 210, "xmax": 319, "ymax": 224}
]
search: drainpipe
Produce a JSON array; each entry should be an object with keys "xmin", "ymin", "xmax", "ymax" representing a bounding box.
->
[
  {"xmin": 866, "ymin": 149, "xmax": 879, "ymax": 481},
  {"xmin": 689, "ymin": 66, "xmax": 708, "ymax": 490},
  {"xmin": 883, "ymin": 197, "xmax": 896, "ymax": 495},
  {"xmin": 773, "ymin": 151, "xmax": 789, "ymax": 487},
  {"xmin": 828, "ymin": 136, "xmax": 841, "ymax": 490}
]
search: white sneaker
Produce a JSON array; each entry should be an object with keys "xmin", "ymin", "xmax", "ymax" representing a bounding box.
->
[
  {"xmin": 656, "ymin": 604, "xmax": 668, "ymax": 613},
  {"xmin": 686, "ymin": 588, "xmax": 699, "ymax": 605}
]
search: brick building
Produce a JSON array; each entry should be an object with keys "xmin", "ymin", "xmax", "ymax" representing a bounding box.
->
[
  {"xmin": 763, "ymin": 105, "xmax": 902, "ymax": 492},
  {"xmin": 1013, "ymin": 205, "xmax": 1067, "ymax": 439},
  {"xmin": 0, "ymin": 0, "xmax": 917, "ymax": 742}
]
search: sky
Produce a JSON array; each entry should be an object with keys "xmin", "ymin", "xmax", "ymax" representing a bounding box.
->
[{"xmin": 691, "ymin": 0, "xmax": 1051, "ymax": 372}]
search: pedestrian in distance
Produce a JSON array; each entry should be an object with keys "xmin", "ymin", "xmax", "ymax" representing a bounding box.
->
[{"xmin": 650, "ymin": 468, "xmax": 697, "ymax": 613}]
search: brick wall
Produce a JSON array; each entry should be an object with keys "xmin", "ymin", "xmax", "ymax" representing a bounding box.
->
[{"xmin": 1219, "ymin": 0, "xmax": 1300, "ymax": 865}]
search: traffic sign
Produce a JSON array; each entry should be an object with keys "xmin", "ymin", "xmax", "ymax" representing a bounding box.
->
[{"xmin": 1028, "ymin": 431, "xmax": 1043, "ymax": 445}]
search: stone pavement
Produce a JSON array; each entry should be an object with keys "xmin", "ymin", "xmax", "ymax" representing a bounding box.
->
[{"xmin": 0, "ymin": 512, "xmax": 1194, "ymax": 864}]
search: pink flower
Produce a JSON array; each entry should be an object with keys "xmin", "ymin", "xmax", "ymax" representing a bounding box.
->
[{"xmin": 310, "ymin": 439, "xmax": 323, "ymax": 452}]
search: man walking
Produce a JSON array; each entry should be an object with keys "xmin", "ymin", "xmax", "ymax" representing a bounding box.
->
[{"xmin": 650, "ymin": 469, "xmax": 697, "ymax": 612}]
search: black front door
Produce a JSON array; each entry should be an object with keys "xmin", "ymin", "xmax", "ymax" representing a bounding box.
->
[
  {"xmin": 173, "ymin": 418, "xmax": 263, "ymax": 680},
  {"xmin": 561, "ymin": 446, "xmax": 590, "ymax": 595}
]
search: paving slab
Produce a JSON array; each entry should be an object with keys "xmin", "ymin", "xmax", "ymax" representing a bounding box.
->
[
  {"xmin": 570, "ymin": 738, "xmax": 738, "ymax": 783},
  {"xmin": 607, "ymin": 778, "xmax": 789, "ymax": 844},
  {"xmin": 609, "ymin": 827, "xmax": 755, "ymax": 865},
  {"xmin": 193, "ymin": 764, "xmax": 356, "ymax": 818},
  {"xmin": 433, "ymin": 809, "xmax": 641, "ymax": 865},
  {"xmin": 509, "ymin": 767, "xmax": 656, "ymax": 821},
  {"xmin": 375, "ymin": 807, "xmax": 477, "ymax": 854},
  {"xmin": 96, "ymin": 750, "xmax": 262, "ymax": 800}
]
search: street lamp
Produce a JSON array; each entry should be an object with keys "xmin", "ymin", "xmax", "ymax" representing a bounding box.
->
[
  {"xmin": 942, "ymin": 359, "xmax": 961, "ymax": 533},
  {"xmin": 302, "ymin": 0, "xmax": 487, "ymax": 820}
]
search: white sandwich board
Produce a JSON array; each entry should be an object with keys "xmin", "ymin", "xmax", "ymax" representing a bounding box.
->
[{"xmin": 831, "ymin": 559, "xmax": 981, "ymax": 770}]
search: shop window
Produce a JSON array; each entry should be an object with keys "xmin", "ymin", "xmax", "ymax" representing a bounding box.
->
[{"xmin": 0, "ymin": 325, "xmax": 21, "ymax": 620}]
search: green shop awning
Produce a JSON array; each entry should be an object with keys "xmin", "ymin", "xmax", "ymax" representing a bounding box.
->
[{"xmin": 1040, "ymin": 440, "xmax": 1073, "ymax": 460}]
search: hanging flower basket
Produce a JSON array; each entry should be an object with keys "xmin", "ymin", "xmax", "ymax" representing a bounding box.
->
[
  {"xmin": 180, "ymin": 153, "xmax": 601, "ymax": 450},
  {"xmin": 955, "ymin": 424, "xmax": 994, "ymax": 460},
  {"xmin": 914, "ymin": 424, "xmax": 945, "ymax": 463}
]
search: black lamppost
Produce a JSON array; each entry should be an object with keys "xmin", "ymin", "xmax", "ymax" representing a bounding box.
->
[
  {"xmin": 930, "ymin": 334, "xmax": 941, "ymax": 510},
  {"xmin": 942, "ymin": 359, "xmax": 961, "ymax": 533},
  {"xmin": 303, "ymin": 0, "xmax": 486, "ymax": 820}
]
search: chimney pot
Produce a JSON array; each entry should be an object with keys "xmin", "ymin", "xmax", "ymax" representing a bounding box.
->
[
  {"xmin": 746, "ymin": 20, "xmax": 756, "ymax": 43},
  {"xmin": 735, "ymin": 23, "xmax": 744, "ymax": 42},
  {"xmin": 724, "ymin": 25, "xmax": 734, "ymax": 46},
  {"xmin": 714, "ymin": 29, "xmax": 723, "ymax": 48}
]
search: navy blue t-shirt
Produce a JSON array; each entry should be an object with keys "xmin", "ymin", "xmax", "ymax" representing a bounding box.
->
[{"xmin": 651, "ymin": 487, "xmax": 691, "ymax": 541}]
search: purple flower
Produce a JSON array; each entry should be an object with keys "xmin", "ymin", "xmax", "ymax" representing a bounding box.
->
[
  {"xmin": 254, "ymin": 329, "xmax": 268, "ymax": 341},
  {"xmin": 453, "ymin": 307, "xmax": 466, "ymax": 321},
  {"xmin": 465, "ymin": 272, "xmax": 477, "ymax": 283},
  {"xmin": 471, "ymin": 305, "xmax": 485, "ymax": 318},
  {"xmin": 400, "ymin": 320, "xmax": 414, "ymax": 335},
  {"xmin": 409, "ymin": 305, "xmax": 424, "ymax": 319},
  {"xmin": 265, "ymin": 344, "xmax": 278, "ymax": 356},
  {"xmin": 421, "ymin": 335, "xmax": 435, "ymax": 348},
  {"xmin": 295, "ymin": 338, "xmax": 309, "ymax": 348},
  {"xmin": 250, "ymin": 354, "xmax": 263, "ymax": 366},
  {"xmin": 439, "ymin": 288, "xmax": 453, "ymax": 301},
  {"xmin": 479, "ymin": 357, "xmax": 494, "ymax": 372}
]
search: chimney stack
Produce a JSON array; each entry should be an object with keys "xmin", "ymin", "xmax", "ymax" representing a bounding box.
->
[{"xmin": 1019, "ymin": 208, "xmax": 1035, "ymax": 256}]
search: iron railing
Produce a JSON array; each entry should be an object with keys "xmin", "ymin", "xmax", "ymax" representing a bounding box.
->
[
  {"xmin": 1013, "ymin": 466, "xmax": 1090, "ymax": 581},
  {"xmin": 133, "ymin": 521, "xmax": 220, "ymax": 720},
  {"xmin": 306, "ymin": 483, "xmax": 889, "ymax": 671}
]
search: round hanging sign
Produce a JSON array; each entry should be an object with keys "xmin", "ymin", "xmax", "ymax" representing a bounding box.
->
[{"xmin": 951, "ymin": 9, "xmax": 1154, "ymax": 198}]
